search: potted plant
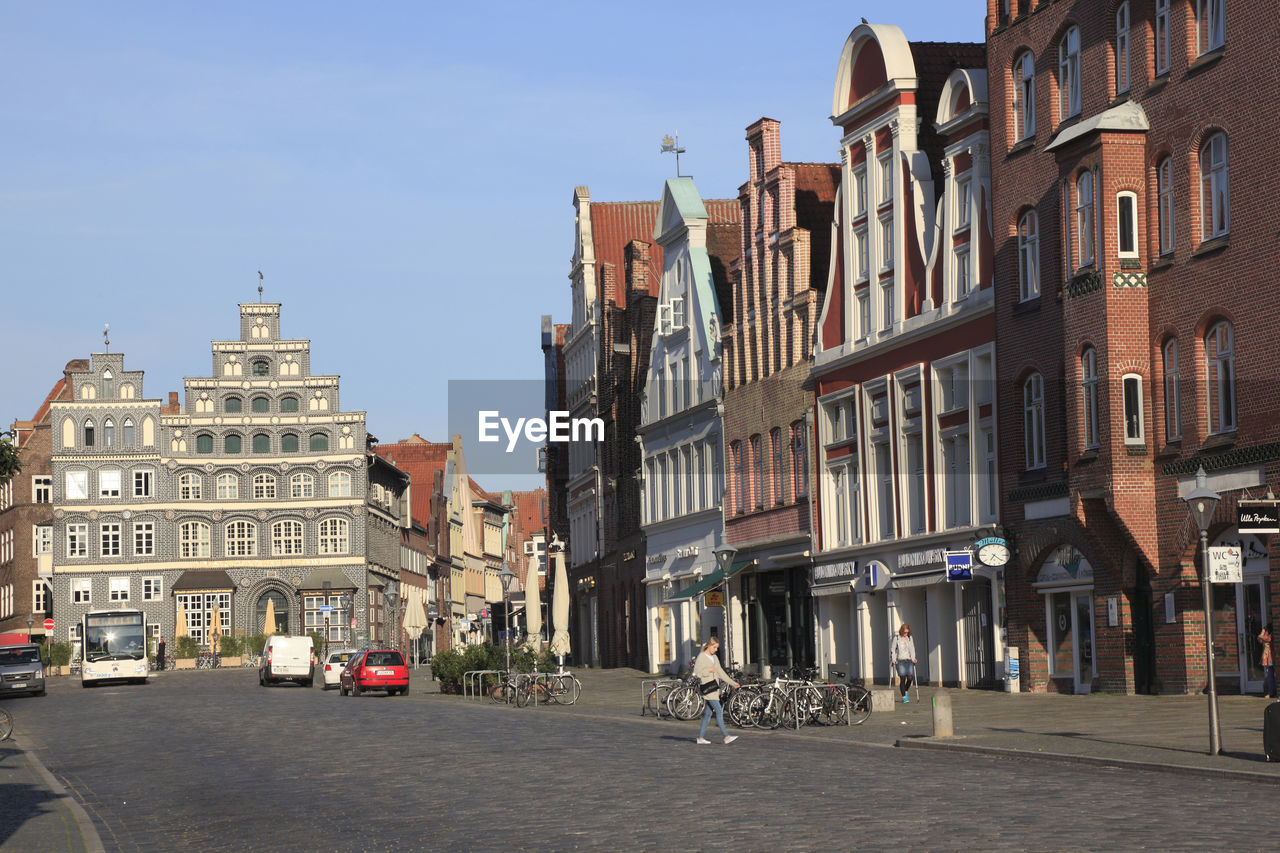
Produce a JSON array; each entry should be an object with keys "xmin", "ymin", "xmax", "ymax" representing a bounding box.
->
[
  {"xmin": 219, "ymin": 634, "xmax": 243, "ymax": 666},
  {"xmin": 47, "ymin": 641, "xmax": 71, "ymax": 676},
  {"xmin": 175, "ymin": 636, "xmax": 200, "ymax": 669}
]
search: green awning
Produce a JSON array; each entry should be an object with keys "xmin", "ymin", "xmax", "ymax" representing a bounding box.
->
[{"xmin": 665, "ymin": 559, "xmax": 755, "ymax": 602}]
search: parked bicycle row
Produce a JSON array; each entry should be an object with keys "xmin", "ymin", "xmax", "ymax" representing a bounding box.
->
[
  {"xmin": 464, "ymin": 669, "xmax": 583, "ymax": 708},
  {"xmin": 643, "ymin": 666, "xmax": 872, "ymax": 730}
]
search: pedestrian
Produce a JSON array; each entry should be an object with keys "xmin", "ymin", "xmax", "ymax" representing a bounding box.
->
[
  {"xmin": 1260, "ymin": 624, "xmax": 1275, "ymax": 699},
  {"xmin": 890, "ymin": 623, "xmax": 917, "ymax": 704},
  {"xmin": 156, "ymin": 636, "xmax": 166, "ymax": 672},
  {"xmin": 693, "ymin": 637, "xmax": 739, "ymax": 745}
]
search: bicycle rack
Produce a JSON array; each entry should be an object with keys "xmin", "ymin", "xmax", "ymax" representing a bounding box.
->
[
  {"xmin": 462, "ymin": 669, "xmax": 506, "ymax": 699},
  {"xmin": 640, "ymin": 679, "xmax": 682, "ymax": 717}
]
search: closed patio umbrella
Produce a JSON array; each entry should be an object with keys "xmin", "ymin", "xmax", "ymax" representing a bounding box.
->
[
  {"xmin": 208, "ymin": 601, "xmax": 222, "ymax": 652},
  {"xmin": 263, "ymin": 597, "xmax": 276, "ymax": 637},
  {"xmin": 524, "ymin": 563, "xmax": 543, "ymax": 652},
  {"xmin": 548, "ymin": 548, "xmax": 571, "ymax": 666},
  {"xmin": 175, "ymin": 600, "xmax": 188, "ymax": 639}
]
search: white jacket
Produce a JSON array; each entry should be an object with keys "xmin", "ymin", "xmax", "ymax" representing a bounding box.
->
[{"xmin": 890, "ymin": 634, "xmax": 916, "ymax": 664}]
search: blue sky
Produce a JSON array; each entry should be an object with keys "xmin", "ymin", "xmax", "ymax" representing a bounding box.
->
[{"xmin": 1, "ymin": 1, "xmax": 980, "ymax": 490}]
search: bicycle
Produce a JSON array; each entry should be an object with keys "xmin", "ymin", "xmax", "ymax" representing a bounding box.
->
[
  {"xmin": 488, "ymin": 672, "xmax": 521, "ymax": 704},
  {"xmin": 515, "ymin": 672, "xmax": 583, "ymax": 707},
  {"xmin": 823, "ymin": 670, "xmax": 872, "ymax": 725},
  {"xmin": 0, "ymin": 707, "xmax": 12, "ymax": 741},
  {"xmin": 643, "ymin": 676, "xmax": 684, "ymax": 717}
]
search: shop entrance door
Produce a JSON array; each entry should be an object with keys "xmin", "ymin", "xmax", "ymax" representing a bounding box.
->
[
  {"xmin": 961, "ymin": 580, "xmax": 996, "ymax": 688},
  {"xmin": 1240, "ymin": 578, "xmax": 1270, "ymax": 694}
]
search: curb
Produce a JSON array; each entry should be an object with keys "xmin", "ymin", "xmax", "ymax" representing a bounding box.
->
[
  {"xmin": 13, "ymin": 735, "xmax": 106, "ymax": 853},
  {"xmin": 895, "ymin": 737, "xmax": 1280, "ymax": 785}
]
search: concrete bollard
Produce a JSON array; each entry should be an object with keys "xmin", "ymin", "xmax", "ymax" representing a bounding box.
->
[{"xmin": 931, "ymin": 692, "xmax": 953, "ymax": 738}]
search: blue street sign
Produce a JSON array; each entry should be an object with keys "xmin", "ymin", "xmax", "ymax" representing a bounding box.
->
[
  {"xmin": 318, "ymin": 605, "xmax": 333, "ymax": 612},
  {"xmin": 945, "ymin": 550, "xmax": 973, "ymax": 582}
]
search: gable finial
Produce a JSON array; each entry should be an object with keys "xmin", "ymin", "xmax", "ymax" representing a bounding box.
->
[
  {"xmin": 660, "ymin": 131, "xmax": 691, "ymax": 178},
  {"xmin": 257, "ymin": 269, "xmax": 264, "ymax": 302},
  {"xmin": 103, "ymin": 323, "xmax": 110, "ymax": 353}
]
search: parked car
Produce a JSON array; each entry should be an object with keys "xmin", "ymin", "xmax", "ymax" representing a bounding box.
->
[
  {"xmin": 0, "ymin": 644, "xmax": 45, "ymax": 697},
  {"xmin": 259, "ymin": 635, "xmax": 315, "ymax": 687},
  {"xmin": 339, "ymin": 649, "xmax": 409, "ymax": 696},
  {"xmin": 320, "ymin": 648, "xmax": 359, "ymax": 690}
]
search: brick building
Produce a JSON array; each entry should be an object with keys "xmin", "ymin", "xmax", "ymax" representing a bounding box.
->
[
  {"xmin": 988, "ymin": 0, "xmax": 1278, "ymax": 694},
  {"xmin": 721, "ymin": 119, "xmax": 839, "ymax": 677},
  {"xmin": 0, "ymin": 361, "xmax": 84, "ymax": 643},
  {"xmin": 809, "ymin": 24, "xmax": 1000, "ymax": 689}
]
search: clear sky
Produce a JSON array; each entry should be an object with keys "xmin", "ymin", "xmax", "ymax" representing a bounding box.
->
[{"xmin": 1, "ymin": 1, "xmax": 981, "ymax": 490}]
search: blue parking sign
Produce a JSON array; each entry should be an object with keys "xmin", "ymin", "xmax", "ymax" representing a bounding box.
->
[{"xmin": 946, "ymin": 550, "xmax": 973, "ymax": 581}]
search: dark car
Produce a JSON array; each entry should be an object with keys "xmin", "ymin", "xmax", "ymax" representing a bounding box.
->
[
  {"xmin": 0, "ymin": 644, "xmax": 46, "ymax": 697},
  {"xmin": 339, "ymin": 650, "xmax": 409, "ymax": 696}
]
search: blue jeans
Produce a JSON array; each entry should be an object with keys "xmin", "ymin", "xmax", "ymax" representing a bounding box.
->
[
  {"xmin": 699, "ymin": 697, "xmax": 727, "ymax": 739},
  {"xmin": 1264, "ymin": 665, "xmax": 1275, "ymax": 698}
]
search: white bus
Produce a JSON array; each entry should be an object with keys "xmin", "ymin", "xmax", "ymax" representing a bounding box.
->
[{"xmin": 82, "ymin": 609, "xmax": 149, "ymax": 686}]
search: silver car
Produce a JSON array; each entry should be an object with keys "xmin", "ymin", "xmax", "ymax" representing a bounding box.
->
[
  {"xmin": 0, "ymin": 644, "xmax": 46, "ymax": 697},
  {"xmin": 321, "ymin": 648, "xmax": 359, "ymax": 690}
]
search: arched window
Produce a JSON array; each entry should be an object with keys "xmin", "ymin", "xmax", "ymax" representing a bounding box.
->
[
  {"xmin": 119, "ymin": 382, "xmax": 135, "ymax": 400},
  {"xmin": 279, "ymin": 396, "xmax": 299, "ymax": 413},
  {"xmin": 1158, "ymin": 157, "xmax": 1175, "ymax": 254},
  {"xmin": 328, "ymin": 471, "xmax": 352, "ymax": 497},
  {"xmin": 256, "ymin": 590, "xmax": 288, "ymax": 634},
  {"xmin": 730, "ymin": 441, "xmax": 744, "ymax": 515},
  {"xmin": 1115, "ymin": 3, "xmax": 1130, "ymax": 95},
  {"xmin": 196, "ymin": 434, "xmax": 214, "ymax": 454},
  {"xmin": 225, "ymin": 520, "xmax": 258, "ymax": 557},
  {"xmin": 253, "ymin": 473, "xmax": 277, "ymax": 500},
  {"xmin": 252, "ymin": 360, "xmax": 270, "ymax": 377},
  {"xmin": 102, "ymin": 369, "xmax": 114, "ymax": 398},
  {"xmin": 1023, "ymin": 373, "xmax": 1046, "ymax": 470},
  {"xmin": 252, "ymin": 433, "xmax": 271, "ymax": 454},
  {"xmin": 1163, "ymin": 339, "xmax": 1181, "ymax": 441},
  {"xmin": 1205, "ymin": 321, "xmax": 1236, "ymax": 434},
  {"xmin": 122, "ymin": 418, "xmax": 135, "ymax": 447},
  {"xmin": 309, "ymin": 433, "xmax": 329, "ymax": 452},
  {"xmin": 1122, "ymin": 373, "xmax": 1145, "ymax": 444},
  {"xmin": 1076, "ymin": 171, "xmax": 1094, "ymax": 267},
  {"xmin": 103, "ymin": 419, "xmax": 115, "ymax": 448},
  {"xmin": 251, "ymin": 396, "xmax": 270, "ymax": 414},
  {"xmin": 83, "ymin": 419, "xmax": 95, "ymax": 447},
  {"xmin": 179, "ymin": 521, "xmax": 210, "ymax": 558},
  {"xmin": 318, "ymin": 518, "xmax": 349, "ymax": 555},
  {"xmin": 217, "ymin": 473, "xmax": 239, "ymax": 500},
  {"xmin": 1116, "ymin": 191, "xmax": 1138, "ymax": 257},
  {"xmin": 1081, "ymin": 348, "xmax": 1100, "ymax": 450},
  {"xmin": 224, "ymin": 397, "xmax": 242, "ymax": 414},
  {"xmin": 179, "ymin": 472, "xmax": 202, "ymax": 500},
  {"xmin": 1196, "ymin": 0, "xmax": 1225, "ymax": 55},
  {"xmin": 1018, "ymin": 210, "xmax": 1040, "ymax": 301},
  {"xmin": 281, "ymin": 433, "xmax": 299, "ymax": 453},
  {"xmin": 1012, "ymin": 51, "xmax": 1036, "ymax": 141},
  {"xmin": 1058, "ymin": 26, "xmax": 1081, "ymax": 119},
  {"xmin": 290, "ymin": 472, "xmax": 315, "ymax": 498},
  {"xmin": 1200, "ymin": 132, "xmax": 1229, "ymax": 240},
  {"xmin": 271, "ymin": 520, "xmax": 304, "ymax": 556},
  {"xmin": 224, "ymin": 434, "xmax": 242, "ymax": 454}
]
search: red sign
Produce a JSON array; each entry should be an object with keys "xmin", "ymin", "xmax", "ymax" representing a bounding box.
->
[{"xmin": 43, "ymin": 618, "xmax": 54, "ymax": 631}]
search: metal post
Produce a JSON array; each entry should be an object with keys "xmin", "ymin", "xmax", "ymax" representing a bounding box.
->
[{"xmin": 1200, "ymin": 529, "xmax": 1222, "ymax": 755}]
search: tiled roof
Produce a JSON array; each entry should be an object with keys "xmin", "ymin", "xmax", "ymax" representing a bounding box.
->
[
  {"xmin": 706, "ymin": 221, "xmax": 743, "ymax": 317},
  {"xmin": 372, "ymin": 436, "xmax": 449, "ymax": 526},
  {"xmin": 787, "ymin": 162, "xmax": 842, "ymax": 292},
  {"xmin": 909, "ymin": 42, "xmax": 986, "ymax": 183}
]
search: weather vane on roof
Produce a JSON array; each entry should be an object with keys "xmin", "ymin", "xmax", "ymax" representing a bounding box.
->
[
  {"xmin": 103, "ymin": 323, "xmax": 110, "ymax": 353},
  {"xmin": 258, "ymin": 269, "xmax": 264, "ymax": 302},
  {"xmin": 661, "ymin": 132, "xmax": 691, "ymax": 178}
]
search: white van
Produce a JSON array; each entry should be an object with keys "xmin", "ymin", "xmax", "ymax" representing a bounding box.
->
[{"xmin": 259, "ymin": 635, "xmax": 316, "ymax": 687}]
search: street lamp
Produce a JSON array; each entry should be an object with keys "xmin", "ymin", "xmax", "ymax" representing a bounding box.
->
[
  {"xmin": 339, "ymin": 593, "xmax": 352, "ymax": 646},
  {"xmin": 1183, "ymin": 466, "xmax": 1222, "ymax": 756},
  {"xmin": 713, "ymin": 545, "xmax": 738, "ymax": 670},
  {"xmin": 385, "ymin": 581, "xmax": 399, "ymax": 650},
  {"xmin": 26, "ymin": 613, "xmax": 34, "ymax": 644},
  {"xmin": 498, "ymin": 568, "xmax": 516, "ymax": 676}
]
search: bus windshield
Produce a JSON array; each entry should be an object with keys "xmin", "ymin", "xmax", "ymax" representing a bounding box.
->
[{"xmin": 84, "ymin": 613, "xmax": 146, "ymax": 662}]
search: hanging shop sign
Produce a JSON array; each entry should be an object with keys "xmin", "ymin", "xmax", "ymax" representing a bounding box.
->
[
  {"xmin": 703, "ymin": 590, "xmax": 724, "ymax": 607},
  {"xmin": 945, "ymin": 550, "xmax": 973, "ymax": 582},
  {"xmin": 1237, "ymin": 501, "xmax": 1280, "ymax": 534}
]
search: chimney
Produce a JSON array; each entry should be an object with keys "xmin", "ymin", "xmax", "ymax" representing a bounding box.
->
[
  {"xmin": 600, "ymin": 261, "xmax": 618, "ymax": 308},
  {"xmin": 163, "ymin": 391, "xmax": 181, "ymax": 414},
  {"xmin": 625, "ymin": 240, "xmax": 651, "ymax": 297}
]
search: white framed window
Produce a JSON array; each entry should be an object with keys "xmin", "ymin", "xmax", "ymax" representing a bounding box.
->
[
  {"xmin": 670, "ymin": 297, "xmax": 685, "ymax": 330},
  {"xmin": 1013, "ymin": 51, "xmax": 1036, "ymax": 141},
  {"xmin": 1081, "ymin": 348, "xmax": 1100, "ymax": 450},
  {"xmin": 1058, "ymin": 26, "xmax": 1081, "ymax": 119},
  {"xmin": 225, "ymin": 520, "xmax": 258, "ymax": 557},
  {"xmin": 109, "ymin": 576, "xmax": 129, "ymax": 602},
  {"xmin": 1024, "ymin": 373, "xmax": 1046, "ymax": 470},
  {"xmin": 33, "ymin": 475, "xmax": 52, "ymax": 504},
  {"xmin": 179, "ymin": 521, "xmax": 211, "ymax": 558},
  {"xmin": 217, "ymin": 473, "xmax": 238, "ymax": 500},
  {"xmin": 955, "ymin": 177, "xmax": 972, "ymax": 228},
  {"xmin": 143, "ymin": 576, "xmax": 163, "ymax": 601},
  {"xmin": 100, "ymin": 523, "xmax": 121, "ymax": 557},
  {"xmin": 1205, "ymin": 321, "xmax": 1236, "ymax": 434},
  {"xmin": 33, "ymin": 524, "xmax": 52, "ymax": 556},
  {"xmin": 730, "ymin": 442, "xmax": 744, "ymax": 515},
  {"xmin": 857, "ymin": 291, "xmax": 871, "ymax": 339},
  {"xmin": 942, "ymin": 429, "xmax": 971, "ymax": 529},
  {"xmin": 954, "ymin": 246, "xmax": 971, "ymax": 299},
  {"xmin": 1076, "ymin": 171, "xmax": 1094, "ymax": 267},
  {"xmin": 72, "ymin": 578, "xmax": 91, "ymax": 604},
  {"xmin": 179, "ymin": 472, "xmax": 202, "ymax": 501},
  {"xmin": 1122, "ymin": 373, "xmax": 1145, "ymax": 445},
  {"xmin": 290, "ymin": 472, "xmax": 315, "ymax": 498},
  {"xmin": 1018, "ymin": 210, "xmax": 1040, "ymax": 301},
  {"xmin": 32, "ymin": 580, "xmax": 50, "ymax": 613},
  {"xmin": 1116, "ymin": 192, "xmax": 1138, "ymax": 257},
  {"xmin": 879, "ymin": 215, "xmax": 894, "ymax": 272},
  {"xmin": 253, "ymin": 473, "xmax": 277, "ymax": 500},
  {"xmin": 978, "ymin": 425, "xmax": 998, "ymax": 522},
  {"xmin": 852, "ymin": 165, "xmax": 868, "ymax": 217},
  {"xmin": 1158, "ymin": 158, "xmax": 1175, "ymax": 255},
  {"xmin": 879, "ymin": 281, "xmax": 894, "ymax": 332},
  {"xmin": 0, "ymin": 530, "xmax": 10, "ymax": 564},
  {"xmin": 825, "ymin": 459, "xmax": 860, "ymax": 547},
  {"xmin": 1155, "ymin": 0, "xmax": 1171, "ymax": 74},
  {"xmin": 658, "ymin": 302, "xmax": 673, "ymax": 335},
  {"xmin": 103, "ymin": 418, "xmax": 115, "ymax": 448},
  {"xmin": 1163, "ymin": 339, "xmax": 1181, "ymax": 441},
  {"xmin": 99, "ymin": 468, "xmax": 121, "ymax": 499},
  {"xmin": 272, "ymin": 520, "xmax": 304, "ymax": 556},
  {"xmin": 936, "ymin": 359, "xmax": 969, "ymax": 414},
  {"xmin": 1115, "ymin": 3, "xmax": 1130, "ymax": 95},
  {"xmin": 750, "ymin": 435, "xmax": 763, "ymax": 510},
  {"xmin": 878, "ymin": 153, "xmax": 893, "ymax": 204},
  {"xmin": 873, "ymin": 440, "xmax": 894, "ymax": 540},
  {"xmin": 67, "ymin": 523, "xmax": 88, "ymax": 558},
  {"xmin": 134, "ymin": 521, "xmax": 154, "ymax": 556},
  {"xmin": 319, "ymin": 518, "xmax": 350, "ymax": 555},
  {"xmin": 855, "ymin": 227, "xmax": 869, "ymax": 281},
  {"xmin": 1200, "ymin": 132, "xmax": 1229, "ymax": 240},
  {"xmin": 770, "ymin": 429, "xmax": 784, "ymax": 505},
  {"xmin": 65, "ymin": 470, "xmax": 88, "ymax": 501},
  {"xmin": 822, "ymin": 394, "xmax": 858, "ymax": 446},
  {"xmin": 329, "ymin": 471, "xmax": 352, "ymax": 497},
  {"xmin": 791, "ymin": 421, "xmax": 809, "ymax": 498},
  {"xmin": 904, "ymin": 430, "xmax": 926, "ymax": 534},
  {"xmin": 133, "ymin": 469, "xmax": 153, "ymax": 498},
  {"xmin": 1196, "ymin": 0, "xmax": 1225, "ymax": 54}
]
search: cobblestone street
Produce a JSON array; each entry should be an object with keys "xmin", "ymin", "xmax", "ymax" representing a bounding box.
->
[{"xmin": 4, "ymin": 669, "xmax": 1276, "ymax": 851}]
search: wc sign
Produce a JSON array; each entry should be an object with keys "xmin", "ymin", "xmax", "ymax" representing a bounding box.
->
[
  {"xmin": 945, "ymin": 550, "xmax": 973, "ymax": 582},
  {"xmin": 1208, "ymin": 546, "xmax": 1243, "ymax": 584}
]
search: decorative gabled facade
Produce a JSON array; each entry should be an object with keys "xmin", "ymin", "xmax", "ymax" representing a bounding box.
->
[
  {"xmin": 638, "ymin": 178, "xmax": 738, "ymax": 673},
  {"xmin": 49, "ymin": 303, "xmax": 408, "ymax": 653},
  {"xmin": 809, "ymin": 25, "xmax": 1001, "ymax": 689}
]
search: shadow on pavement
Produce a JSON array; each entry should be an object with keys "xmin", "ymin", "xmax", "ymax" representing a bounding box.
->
[{"xmin": 0, "ymin": 745, "xmax": 66, "ymax": 847}]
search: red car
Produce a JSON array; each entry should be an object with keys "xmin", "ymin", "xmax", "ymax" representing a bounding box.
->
[{"xmin": 339, "ymin": 650, "xmax": 409, "ymax": 696}]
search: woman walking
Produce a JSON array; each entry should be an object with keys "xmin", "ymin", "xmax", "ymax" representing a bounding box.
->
[
  {"xmin": 693, "ymin": 637, "xmax": 740, "ymax": 744},
  {"xmin": 890, "ymin": 623, "xmax": 918, "ymax": 704}
]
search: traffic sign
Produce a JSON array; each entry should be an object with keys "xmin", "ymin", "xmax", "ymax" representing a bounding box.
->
[
  {"xmin": 43, "ymin": 618, "xmax": 54, "ymax": 631},
  {"xmin": 318, "ymin": 605, "xmax": 333, "ymax": 612}
]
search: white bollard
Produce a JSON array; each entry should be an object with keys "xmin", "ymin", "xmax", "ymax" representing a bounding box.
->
[{"xmin": 931, "ymin": 692, "xmax": 954, "ymax": 737}]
